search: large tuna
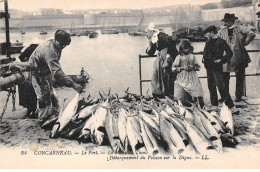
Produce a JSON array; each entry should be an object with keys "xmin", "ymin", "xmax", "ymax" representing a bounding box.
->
[
  {"xmin": 160, "ymin": 115, "xmax": 186, "ymax": 155},
  {"xmin": 139, "ymin": 110, "xmax": 159, "ymax": 134},
  {"xmin": 117, "ymin": 108, "xmax": 128, "ymax": 149},
  {"xmin": 220, "ymin": 103, "xmax": 234, "ymax": 135},
  {"xmin": 78, "ymin": 115, "xmax": 94, "ymax": 143},
  {"xmin": 126, "ymin": 116, "xmax": 146, "ymax": 155},
  {"xmin": 139, "ymin": 117, "xmax": 161, "ymax": 155},
  {"xmin": 185, "ymin": 122, "xmax": 217, "ymax": 155},
  {"xmin": 50, "ymin": 93, "xmax": 80, "ymax": 138},
  {"xmin": 105, "ymin": 109, "xmax": 124, "ymax": 153},
  {"xmin": 92, "ymin": 100, "xmax": 109, "ymax": 145},
  {"xmin": 72, "ymin": 104, "xmax": 98, "ymax": 121}
]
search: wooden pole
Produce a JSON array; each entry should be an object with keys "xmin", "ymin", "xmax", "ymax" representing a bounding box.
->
[
  {"xmin": 4, "ymin": 0, "xmax": 10, "ymax": 58},
  {"xmin": 139, "ymin": 55, "xmax": 142, "ymax": 95}
]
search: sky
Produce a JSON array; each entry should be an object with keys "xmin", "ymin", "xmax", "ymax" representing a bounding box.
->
[{"xmin": 1, "ymin": 0, "xmax": 221, "ymax": 11}]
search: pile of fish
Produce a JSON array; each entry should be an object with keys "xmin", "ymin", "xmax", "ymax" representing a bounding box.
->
[{"xmin": 42, "ymin": 89, "xmax": 238, "ymax": 155}]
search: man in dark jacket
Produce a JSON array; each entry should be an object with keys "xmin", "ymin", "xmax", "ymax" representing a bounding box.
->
[{"xmin": 203, "ymin": 25, "xmax": 239, "ymax": 114}]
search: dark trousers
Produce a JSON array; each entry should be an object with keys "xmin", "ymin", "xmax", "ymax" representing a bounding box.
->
[
  {"xmin": 18, "ymin": 84, "xmax": 37, "ymax": 111},
  {"xmin": 207, "ymin": 69, "xmax": 234, "ymax": 108},
  {"xmin": 223, "ymin": 68, "xmax": 245, "ymax": 99}
]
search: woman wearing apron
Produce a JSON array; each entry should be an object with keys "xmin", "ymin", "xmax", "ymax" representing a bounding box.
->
[{"xmin": 146, "ymin": 23, "xmax": 178, "ymax": 98}]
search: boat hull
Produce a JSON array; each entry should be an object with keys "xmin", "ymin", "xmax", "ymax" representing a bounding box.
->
[
  {"xmin": 128, "ymin": 31, "xmax": 146, "ymax": 36},
  {"xmin": 101, "ymin": 29, "xmax": 118, "ymax": 34},
  {"xmin": 89, "ymin": 32, "xmax": 98, "ymax": 38},
  {"xmin": 0, "ymin": 42, "xmax": 24, "ymax": 55},
  {"xmin": 40, "ymin": 31, "xmax": 47, "ymax": 35},
  {"xmin": 118, "ymin": 28, "xmax": 129, "ymax": 33}
]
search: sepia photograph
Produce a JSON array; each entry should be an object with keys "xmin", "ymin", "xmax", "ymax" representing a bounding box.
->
[{"xmin": 0, "ymin": 0, "xmax": 260, "ymax": 169}]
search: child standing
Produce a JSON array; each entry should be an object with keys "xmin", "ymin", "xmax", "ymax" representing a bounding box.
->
[
  {"xmin": 203, "ymin": 25, "xmax": 239, "ymax": 115},
  {"xmin": 172, "ymin": 39, "xmax": 204, "ymax": 108}
]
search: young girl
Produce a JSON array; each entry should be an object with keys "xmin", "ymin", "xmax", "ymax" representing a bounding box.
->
[{"xmin": 172, "ymin": 39, "xmax": 204, "ymax": 108}]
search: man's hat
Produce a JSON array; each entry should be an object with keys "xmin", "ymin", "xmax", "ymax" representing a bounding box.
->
[
  {"xmin": 203, "ymin": 25, "xmax": 217, "ymax": 34},
  {"xmin": 221, "ymin": 13, "xmax": 238, "ymax": 22}
]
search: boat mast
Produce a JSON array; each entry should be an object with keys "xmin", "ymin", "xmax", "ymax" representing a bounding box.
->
[
  {"xmin": 123, "ymin": 13, "xmax": 125, "ymax": 27},
  {"xmin": 93, "ymin": 9, "xmax": 95, "ymax": 30},
  {"xmin": 108, "ymin": 10, "xmax": 110, "ymax": 29},
  {"xmin": 175, "ymin": 8, "xmax": 178, "ymax": 37},
  {"xmin": 117, "ymin": 10, "xmax": 120, "ymax": 29},
  {"xmin": 102, "ymin": 12, "xmax": 106, "ymax": 29},
  {"xmin": 138, "ymin": 9, "xmax": 144, "ymax": 31},
  {"xmin": 188, "ymin": 0, "xmax": 191, "ymax": 34}
]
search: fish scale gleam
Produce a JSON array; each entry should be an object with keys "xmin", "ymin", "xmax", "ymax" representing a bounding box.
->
[
  {"xmin": 117, "ymin": 108, "xmax": 128, "ymax": 146},
  {"xmin": 50, "ymin": 93, "xmax": 80, "ymax": 138},
  {"xmin": 220, "ymin": 103, "xmax": 234, "ymax": 135},
  {"xmin": 47, "ymin": 91, "xmax": 238, "ymax": 155},
  {"xmin": 93, "ymin": 100, "xmax": 109, "ymax": 145},
  {"xmin": 76, "ymin": 104, "xmax": 97, "ymax": 120}
]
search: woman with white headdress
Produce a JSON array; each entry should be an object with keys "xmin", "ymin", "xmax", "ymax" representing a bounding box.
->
[{"xmin": 145, "ymin": 22, "xmax": 178, "ymax": 98}]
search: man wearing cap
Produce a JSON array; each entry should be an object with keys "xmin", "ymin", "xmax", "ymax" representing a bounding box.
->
[
  {"xmin": 203, "ymin": 25, "xmax": 239, "ymax": 114},
  {"xmin": 218, "ymin": 13, "xmax": 255, "ymax": 102},
  {"xmin": 145, "ymin": 22, "xmax": 178, "ymax": 98},
  {"xmin": 28, "ymin": 30, "xmax": 83, "ymax": 124}
]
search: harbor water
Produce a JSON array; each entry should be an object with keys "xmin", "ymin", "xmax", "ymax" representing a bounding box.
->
[
  {"xmin": 0, "ymin": 30, "xmax": 260, "ymax": 157},
  {"xmin": 1, "ymin": 29, "xmax": 260, "ymax": 100}
]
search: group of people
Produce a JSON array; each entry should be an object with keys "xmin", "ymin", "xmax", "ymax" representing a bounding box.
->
[
  {"xmin": 146, "ymin": 13, "xmax": 256, "ymax": 115},
  {"xmin": 10, "ymin": 13, "xmax": 255, "ymax": 126}
]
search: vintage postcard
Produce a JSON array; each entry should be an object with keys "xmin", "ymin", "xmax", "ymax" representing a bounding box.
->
[{"xmin": 0, "ymin": 0, "xmax": 260, "ymax": 169}]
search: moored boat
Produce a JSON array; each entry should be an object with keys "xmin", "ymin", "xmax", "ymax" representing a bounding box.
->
[
  {"xmin": 101, "ymin": 29, "xmax": 119, "ymax": 34},
  {"xmin": 128, "ymin": 31, "xmax": 146, "ymax": 36},
  {"xmin": 118, "ymin": 28, "xmax": 129, "ymax": 33},
  {"xmin": 78, "ymin": 30, "xmax": 91, "ymax": 36},
  {"xmin": 172, "ymin": 26, "xmax": 207, "ymax": 42},
  {"xmin": 39, "ymin": 30, "xmax": 47, "ymax": 35},
  {"xmin": 89, "ymin": 31, "xmax": 98, "ymax": 38},
  {"xmin": 0, "ymin": 42, "xmax": 24, "ymax": 55},
  {"xmin": 69, "ymin": 30, "xmax": 77, "ymax": 36},
  {"xmin": 128, "ymin": 9, "xmax": 146, "ymax": 37}
]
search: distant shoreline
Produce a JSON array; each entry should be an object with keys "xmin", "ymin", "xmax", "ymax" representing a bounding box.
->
[{"xmin": 0, "ymin": 23, "xmax": 175, "ymax": 33}]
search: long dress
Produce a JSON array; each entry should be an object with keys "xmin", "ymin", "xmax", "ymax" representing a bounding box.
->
[
  {"xmin": 146, "ymin": 32, "xmax": 178, "ymax": 96},
  {"xmin": 172, "ymin": 54, "xmax": 204, "ymax": 98}
]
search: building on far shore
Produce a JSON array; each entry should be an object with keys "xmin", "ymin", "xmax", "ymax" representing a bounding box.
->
[
  {"xmin": 0, "ymin": 5, "xmax": 258, "ymax": 31},
  {"xmin": 201, "ymin": 6, "xmax": 256, "ymax": 26}
]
